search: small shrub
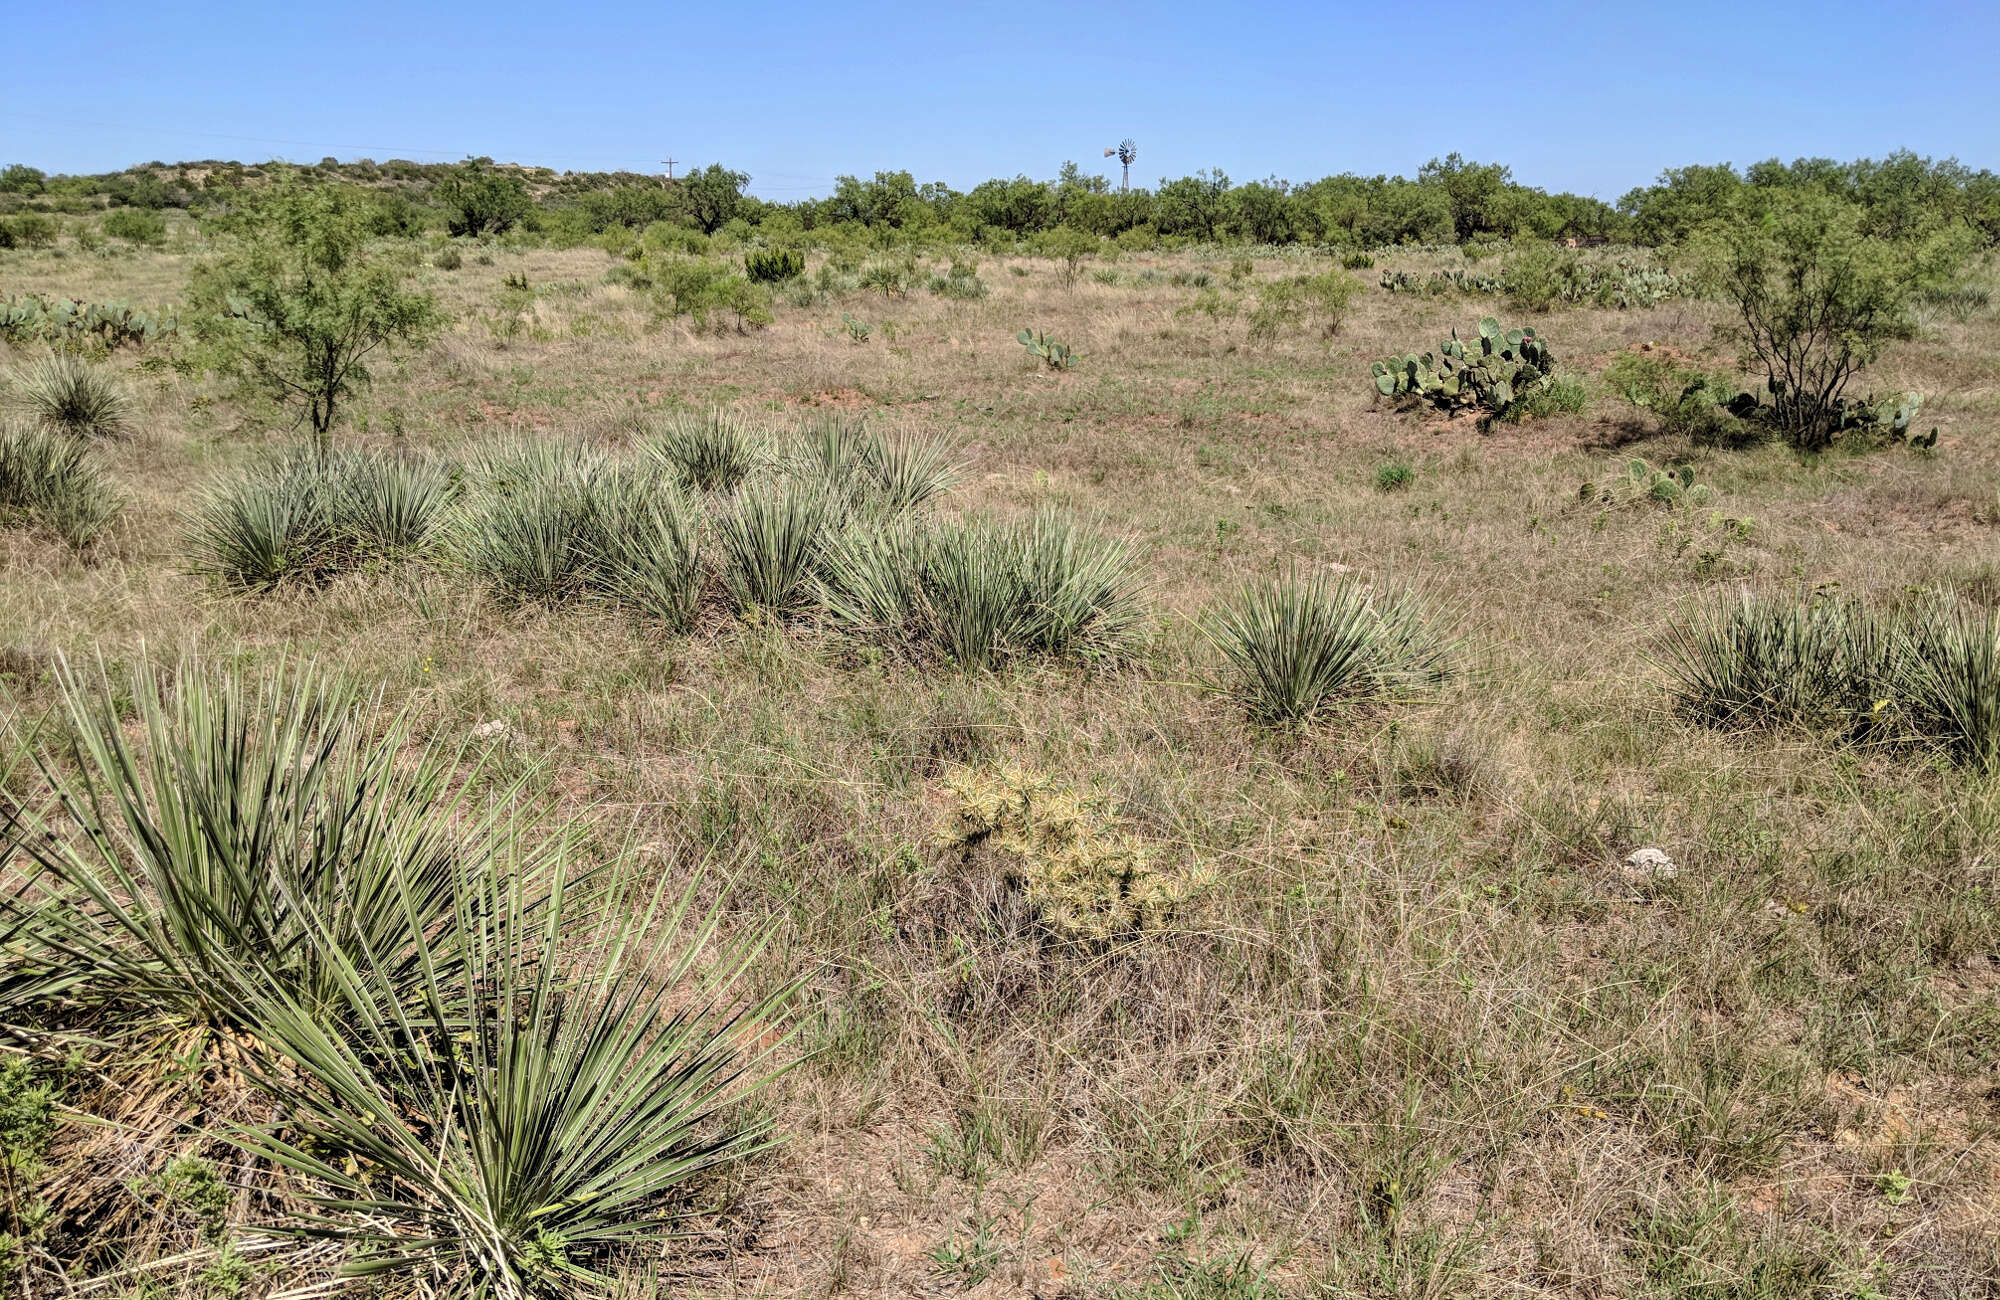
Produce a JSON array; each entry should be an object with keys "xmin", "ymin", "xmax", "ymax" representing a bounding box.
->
[
  {"xmin": 1604, "ymin": 351, "xmax": 1748, "ymax": 444},
  {"xmin": 1206, "ymin": 570, "xmax": 1452, "ymax": 723},
  {"xmin": 0, "ymin": 419, "xmax": 121, "ymax": 549},
  {"xmin": 651, "ymin": 256, "xmax": 772, "ymax": 332},
  {"xmin": 1499, "ymin": 371, "xmax": 1588, "ymax": 422},
  {"xmin": 646, "ymin": 408, "xmax": 761, "ymax": 492},
  {"xmin": 1374, "ymin": 462, "xmax": 1415, "ymax": 492},
  {"xmin": 102, "ymin": 207, "xmax": 167, "ymax": 246},
  {"xmin": 0, "ymin": 213, "xmax": 58, "ymax": 250},
  {"xmin": 745, "ymin": 247, "xmax": 805, "ymax": 283},
  {"xmin": 1342, "ymin": 250, "xmax": 1375, "ymax": 270},
  {"xmin": 12, "ymin": 352, "xmax": 130, "ymax": 439},
  {"xmin": 929, "ymin": 259, "xmax": 988, "ymax": 300},
  {"xmin": 941, "ymin": 766, "xmax": 1193, "ymax": 941},
  {"xmin": 1249, "ymin": 271, "xmax": 1361, "ymax": 339},
  {"xmin": 433, "ymin": 247, "xmax": 463, "ymax": 271}
]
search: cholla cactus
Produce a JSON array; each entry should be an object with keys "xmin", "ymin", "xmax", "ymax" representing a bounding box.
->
[{"xmin": 940, "ymin": 766, "xmax": 1196, "ymax": 942}]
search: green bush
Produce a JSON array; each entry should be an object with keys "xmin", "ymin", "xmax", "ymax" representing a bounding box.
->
[
  {"xmin": 0, "ymin": 419, "xmax": 121, "ymax": 549},
  {"xmin": 650, "ymin": 256, "xmax": 772, "ymax": 332},
  {"xmin": 11, "ymin": 352, "xmax": 131, "ymax": 439},
  {"xmin": 1249, "ymin": 271, "xmax": 1361, "ymax": 339},
  {"xmin": 0, "ymin": 213, "xmax": 57, "ymax": 250},
  {"xmin": 1206, "ymin": 570, "xmax": 1452, "ymax": 723},
  {"xmin": 1660, "ymin": 593, "xmax": 1895, "ymax": 738},
  {"xmin": 1603, "ymin": 350, "xmax": 1749, "ymax": 444},
  {"xmin": 1341, "ymin": 250, "xmax": 1375, "ymax": 270},
  {"xmin": 745, "ymin": 247, "xmax": 805, "ymax": 283},
  {"xmin": 101, "ymin": 207, "xmax": 166, "ymax": 245},
  {"xmin": 433, "ymin": 246, "xmax": 463, "ymax": 271}
]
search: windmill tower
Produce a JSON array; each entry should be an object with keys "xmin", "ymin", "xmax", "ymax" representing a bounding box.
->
[{"xmin": 1102, "ymin": 139, "xmax": 1138, "ymax": 194}]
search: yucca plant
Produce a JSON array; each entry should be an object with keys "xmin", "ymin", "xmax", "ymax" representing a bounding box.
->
[
  {"xmin": 1206, "ymin": 570, "xmax": 1453, "ymax": 722},
  {"xmin": 717, "ymin": 479, "xmax": 833, "ymax": 613},
  {"xmin": 327, "ymin": 452, "xmax": 455, "ymax": 556},
  {"xmin": 1659, "ymin": 593, "xmax": 1892, "ymax": 734},
  {"xmin": 863, "ymin": 427, "xmax": 960, "ymax": 511},
  {"xmin": 1894, "ymin": 603, "xmax": 2000, "ymax": 768},
  {"xmin": 791, "ymin": 416, "xmax": 958, "ymax": 514},
  {"xmin": 217, "ymin": 862, "xmax": 791, "ymax": 1297},
  {"xmin": 0, "ymin": 418, "xmax": 122, "ymax": 549},
  {"xmin": 588, "ymin": 464, "xmax": 705, "ymax": 630},
  {"xmin": 457, "ymin": 468, "xmax": 600, "ymax": 606},
  {"xmin": 0, "ymin": 657, "xmax": 547, "ymax": 1028},
  {"xmin": 645, "ymin": 408, "xmax": 760, "ymax": 493},
  {"xmin": 185, "ymin": 459, "xmax": 329, "ymax": 588},
  {"xmin": 186, "ymin": 449, "xmax": 452, "ymax": 589},
  {"xmin": 11, "ymin": 351, "xmax": 131, "ymax": 440},
  {"xmin": 820, "ymin": 511, "xmax": 1140, "ymax": 668}
]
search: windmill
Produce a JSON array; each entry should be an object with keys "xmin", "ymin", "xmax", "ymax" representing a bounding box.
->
[{"xmin": 1102, "ymin": 139, "xmax": 1137, "ymax": 194}]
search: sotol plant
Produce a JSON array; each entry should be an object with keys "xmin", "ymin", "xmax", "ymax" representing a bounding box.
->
[{"xmin": 0, "ymin": 419, "xmax": 122, "ymax": 549}]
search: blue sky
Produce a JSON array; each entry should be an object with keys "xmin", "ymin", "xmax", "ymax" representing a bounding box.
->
[{"xmin": 5, "ymin": 0, "xmax": 1993, "ymax": 200}]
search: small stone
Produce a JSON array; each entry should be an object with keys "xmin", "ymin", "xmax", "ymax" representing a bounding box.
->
[{"xmin": 1623, "ymin": 847, "xmax": 1677, "ymax": 879}]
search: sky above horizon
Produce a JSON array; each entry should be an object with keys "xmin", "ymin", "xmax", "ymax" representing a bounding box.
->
[{"xmin": 5, "ymin": 0, "xmax": 1994, "ymax": 201}]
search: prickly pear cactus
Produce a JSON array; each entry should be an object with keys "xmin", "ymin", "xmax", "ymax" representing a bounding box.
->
[{"xmin": 1371, "ymin": 317, "xmax": 1556, "ymax": 417}]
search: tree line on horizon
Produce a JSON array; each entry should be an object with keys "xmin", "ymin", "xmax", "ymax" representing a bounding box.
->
[{"xmin": 3, "ymin": 148, "xmax": 1997, "ymax": 250}]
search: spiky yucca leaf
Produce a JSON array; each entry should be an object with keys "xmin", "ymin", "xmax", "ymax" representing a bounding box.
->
[
  {"xmin": 11, "ymin": 351, "xmax": 131, "ymax": 440},
  {"xmin": 0, "ymin": 657, "xmax": 551, "ymax": 1026},
  {"xmin": 1895, "ymin": 603, "xmax": 2000, "ymax": 768},
  {"xmin": 1206, "ymin": 570, "xmax": 1452, "ymax": 722},
  {"xmin": 219, "ymin": 860, "xmax": 791, "ymax": 1297}
]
